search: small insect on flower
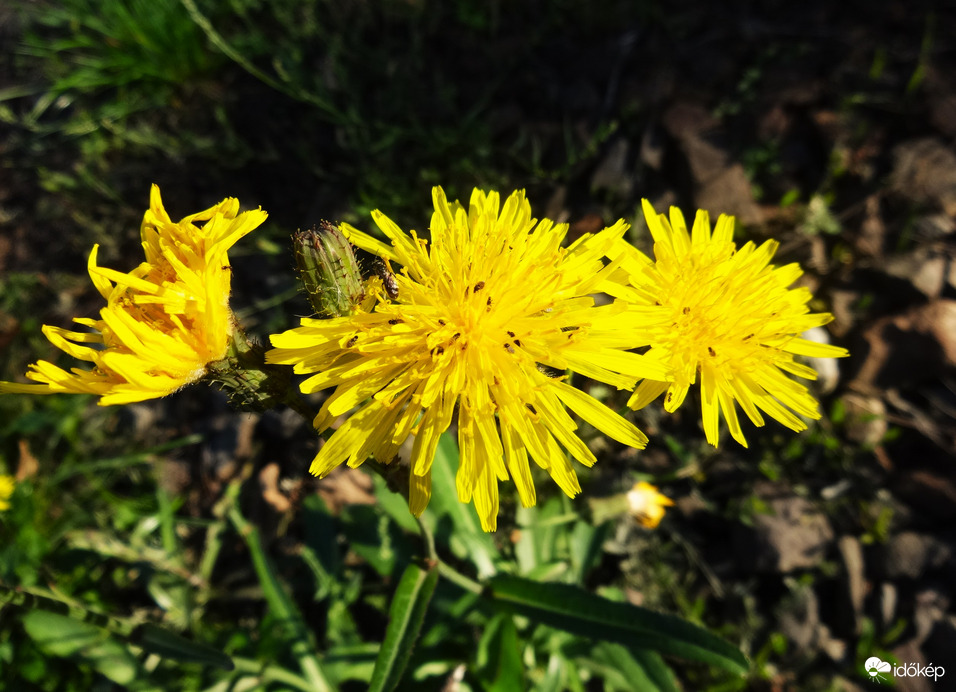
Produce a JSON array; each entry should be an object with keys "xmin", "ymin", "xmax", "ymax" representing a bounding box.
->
[{"xmin": 377, "ymin": 259, "xmax": 400, "ymax": 300}]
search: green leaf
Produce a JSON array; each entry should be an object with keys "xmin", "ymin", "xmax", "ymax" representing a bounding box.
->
[
  {"xmin": 368, "ymin": 562, "xmax": 439, "ymax": 692},
  {"xmin": 568, "ymin": 520, "xmax": 609, "ymax": 585},
  {"xmin": 340, "ymin": 503, "xmax": 411, "ymax": 577},
  {"xmin": 477, "ymin": 613, "xmax": 525, "ymax": 692},
  {"xmin": 488, "ymin": 575, "xmax": 748, "ymax": 675},
  {"xmin": 131, "ymin": 624, "xmax": 234, "ymax": 670},
  {"xmin": 372, "ymin": 474, "xmax": 420, "ymax": 535},
  {"xmin": 21, "ymin": 611, "xmax": 141, "ymax": 685},
  {"xmin": 428, "ymin": 432, "xmax": 498, "ymax": 578},
  {"xmin": 303, "ymin": 494, "xmax": 343, "ymax": 579},
  {"xmin": 323, "ymin": 643, "xmax": 380, "ymax": 685},
  {"xmin": 515, "ymin": 498, "xmax": 565, "ymax": 574},
  {"xmin": 631, "ymin": 648, "xmax": 680, "ymax": 691},
  {"xmin": 585, "ymin": 643, "xmax": 678, "ymax": 692}
]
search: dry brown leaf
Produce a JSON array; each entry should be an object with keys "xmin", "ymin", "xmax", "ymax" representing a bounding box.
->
[
  {"xmin": 16, "ymin": 438, "xmax": 39, "ymax": 480},
  {"xmin": 259, "ymin": 463, "xmax": 292, "ymax": 514}
]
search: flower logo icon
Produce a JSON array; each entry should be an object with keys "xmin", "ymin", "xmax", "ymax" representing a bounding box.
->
[{"xmin": 865, "ymin": 657, "xmax": 892, "ymax": 684}]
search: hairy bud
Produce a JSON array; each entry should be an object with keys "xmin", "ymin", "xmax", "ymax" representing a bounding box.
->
[{"xmin": 293, "ymin": 221, "xmax": 365, "ymax": 318}]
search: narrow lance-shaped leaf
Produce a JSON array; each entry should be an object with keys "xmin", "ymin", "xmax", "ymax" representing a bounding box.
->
[
  {"xmin": 586, "ymin": 642, "xmax": 679, "ymax": 692},
  {"xmin": 131, "ymin": 624, "xmax": 234, "ymax": 670},
  {"xmin": 488, "ymin": 574, "xmax": 748, "ymax": 675},
  {"xmin": 368, "ymin": 562, "xmax": 439, "ymax": 692},
  {"xmin": 21, "ymin": 611, "xmax": 142, "ymax": 686},
  {"xmin": 477, "ymin": 612, "xmax": 525, "ymax": 692}
]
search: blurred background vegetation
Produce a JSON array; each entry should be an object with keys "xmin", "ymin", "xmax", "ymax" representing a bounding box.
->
[{"xmin": 2, "ymin": 0, "xmax": 955, "ymax": 689}]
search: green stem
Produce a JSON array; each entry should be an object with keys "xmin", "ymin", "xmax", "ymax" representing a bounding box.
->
[
  {"xmin": 231, "ymin": 656, "xmax": 315, "ymax": 691},
  {"xmin": 178, "ymin": 0, "xmax": 345, "ymax": 121},
  {"xmin": 436, "ymin": 560, "xmax": 484, "ymax": 595},
  {"xmin": 0, "ymin": 582, "xmax": 139, "ymax": 636},
  {"xmin": 227, "ymin": 494, "xmax": 334, "ymax": 692},
  {"xmin": 414, "ymin": 514, "xmax": 437, "ymax": 564},
  {"xmin": 366, "ymin": 453, "xmax": 487, "ymax": 596}
]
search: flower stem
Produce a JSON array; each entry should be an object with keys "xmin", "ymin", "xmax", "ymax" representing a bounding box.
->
[{"xmin": 436, "ymin": 561, "xmax": 484, "ymax": 595}]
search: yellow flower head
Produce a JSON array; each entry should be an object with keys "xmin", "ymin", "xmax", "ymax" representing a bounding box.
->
[
  {"xmin": 614, "ymin": 200, "xmax": 848, "ymax": 448},
  {"xmin": 0, "ymin": 475, "xmax": 14, "ymax": 511},
  {"xmin": 0, "ymin": 185, "xmax": 267, "ymax": 405},
  {"xmin": 268, "ymin": 187, "xmax": 667, "ymax": 531},
  {"xmin": 626, "ymin": 481, "xmax": 673, "ymax": 528}
]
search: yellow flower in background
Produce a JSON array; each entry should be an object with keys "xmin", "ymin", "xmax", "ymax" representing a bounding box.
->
[
  {"xmin": 610, "ymin": 200, "xmax": 849, "ymax": 448},
  {"xmin": 0, "ymin": 185, "xmax": 266, "ymax": 405},
  {"xmin": 0, "ymin": 475, "xmax": 14, "ymax": 511},
  {"xmin": 268, "ymin": 187, "xmax": 667, "ymax": 531},
  {"xmin": 626, "ymin": 481, "xmax": 673, "ymax": 528}
]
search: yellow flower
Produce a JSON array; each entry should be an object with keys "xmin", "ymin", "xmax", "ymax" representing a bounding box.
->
[
  {"xmin": 268, "ymin": 187, "xmax": 667, "ymax": 531},
  {"xmin": 0, "ymin": 185, "xmax": 266, "ymax": 405},
  {"xmin": 0, "ymin": 475, "xmax": 14, "ymax": 511},
  {"xmin": 611, "ymin": 200, "xmax": 849, "ymax": 447},
  {"xmin": 626, "ymin": 481, "xmax": 673, "ymax": 528}
]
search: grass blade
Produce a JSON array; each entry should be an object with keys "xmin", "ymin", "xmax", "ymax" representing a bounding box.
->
[{"xmin": 228, "ymin": 497, "xmax": 335, "ymax": 692}]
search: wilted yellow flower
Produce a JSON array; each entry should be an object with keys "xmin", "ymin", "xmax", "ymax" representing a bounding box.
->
[
  {"xmin": 268, "ymin": 187, "xmax": 667, "ymax": 531},
  {"xmin": 0, "ymin": 475, "xmax": 14, "ymax": 511},
  {"xmin": 611, "ymin": 200, "xmax": 849, "ymax": 447},
  {"xmin": 0, "ymin": 185, "xmax": 266, "ymax": 405},
  {"xmin": 626, "ymin": 481, "xmax": 673, "ymax": 528}
]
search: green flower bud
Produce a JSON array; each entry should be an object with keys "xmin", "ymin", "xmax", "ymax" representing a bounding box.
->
[{"xmin": 293, "ymin": 221, "xmax": 365, "ymax": 318}]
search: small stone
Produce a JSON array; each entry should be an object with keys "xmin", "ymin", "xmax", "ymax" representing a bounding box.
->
[
  {"xmin": 881, "ymin": 531, "xmax": 952, "ymax": 580},
  {"xmin": 259, "ymin": 463, "xmax": 292, "ymax": 513},
  {"xmin": 828, "ymin": 289, "xmax": 858, "ymax": 338},
  {"xmin": 662, "ymin": 101, "xmax": 762, "ymax": 226},
  {"xmin": 839, "ymin": 393, "xmax": 887, "ymax": 447},
  {"xmin": 881, "ymin": 582, "xmax": 898, "ymax": 629},
  {"xmin": 743, "ymin": 494, "xmax": 834, "ymax": 573},
  {"xmin": 915, "ymin": 213, "xmax": 955, "ymax": 239},
  {"xmin": 838, "ymin": 536, "xmax": 866, "ymax": 636},
  {"xmin": 891, "ymin": 139, "xmax": 956, "ymax": 217},
  {"xmin": 913, "ymin": 588, "xmax": 949, "ymax": 645},
  {"xmin": 777, "ymin": 586, "xmax": 821, "ymax": 653},
  {"xmin": 883, "ymin": 247, "xmax": 947, "ymax": 298},
  {"xmin": 853, "ymin": 299, "xmax": 956, "ymax": 390},
  {"xmin": 889, "ymin": 641, "xmax": 932, "ymax": 692},
  {"xmin": 818, "ymin": 625, "xmax": 847, "ymax": 663}
]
